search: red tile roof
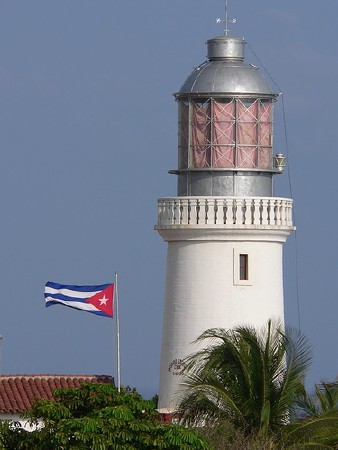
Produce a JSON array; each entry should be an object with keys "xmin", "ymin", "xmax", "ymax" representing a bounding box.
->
[{"xmin": 0, "ymin": 374, "xmax": 113, "ymax": 413}]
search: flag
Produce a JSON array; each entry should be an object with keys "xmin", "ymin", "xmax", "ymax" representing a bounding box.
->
[{"xmin": 44, "ymin": 281, "xmax": 114, "ymax": 318}]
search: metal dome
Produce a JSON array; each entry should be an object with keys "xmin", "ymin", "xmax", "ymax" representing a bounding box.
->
[{"xmin": 176, "ymin": 35, "xmax": 277, "ymax": 98}]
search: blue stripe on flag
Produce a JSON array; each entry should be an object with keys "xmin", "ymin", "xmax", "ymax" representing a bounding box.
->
[
  {"xmin": 46, "ymin": 281, "xmax": 111, "ymax": 293},
  {"xmin": 45, "ymin": 300, "xmax": 110, "ymax": 317}
]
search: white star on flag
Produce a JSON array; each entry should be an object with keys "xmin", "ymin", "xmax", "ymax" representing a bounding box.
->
[{"xmin": 99, "ymin": 295, "xmax": 109, "ymax": 306}]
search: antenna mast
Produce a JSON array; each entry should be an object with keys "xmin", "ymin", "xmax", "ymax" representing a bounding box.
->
[{"xmin": 216, "ymin": 0, "xmax": 236, "ymax": 36}]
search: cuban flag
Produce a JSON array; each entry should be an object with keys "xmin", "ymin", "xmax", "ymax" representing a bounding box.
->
[{"xmin": 44, "ymin": 282, "xmax": 114, "ymax": 318}]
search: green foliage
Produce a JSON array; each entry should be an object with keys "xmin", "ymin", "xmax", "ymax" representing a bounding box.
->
[
  {"xmin": 1, "ymin": 325, "xmax": 337, "ymax": 450},
  {"xmin": 282, "ymin": 382, "xmax": 338, "ymax": 449},
  {"xmin": 178, "ymin": 320, "xmax": 311, "ymax": 440},
  {"xmin": 197, "ymin": 420, "xmax": 282, "ymax": 450},
  {"xmin": 0, "ymin": 384, "xmax": 210, "ymax": 450},
  {"xmin": 297, "ymin": 381, "xmax": 338, "ymax": 418},
  {"xmin": 199, "ymin": 418, "xmax": 338, "ymax": 450},
  {"xmin": 178, "ymin": 321, "xmax": 338, "ymax": 449}
]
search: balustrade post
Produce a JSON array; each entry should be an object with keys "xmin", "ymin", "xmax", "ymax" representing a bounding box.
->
[
  {"xmin": 181, "ymin": 199, "xmax": 189, "ymax": 225},
  {"xmin": 275, "ymin": 199, "xmax": 281, "ymax": 225},
  {"xmin": 283, "ymin": 201, "xmax": 288, "ymax": 226},
  {"xmin": 215, "ymin": 198, "xmax": 224, "ymax": 224},
  {"xmin": 267, "ymin": 199, "xmax": 272, "ymax": 225},
  {"xmin": 162, "ymin": 200, "xmax": 168, "ymax": 225},
  {"xmin": 223, "ymin": 198, "xmax": 228, "ymax": 224},
  {"xmin": 252, "ymin": 199, "xmax": 260, "ymax": 225},
  {"xmin": 274, "ymin": 199, "xmax": 281, "ymax": 225},
  {"xmin": 288, "ymin": 200, "xmax": 293, "ymax": 226},
  {"xmin": 190, "ymin": 199, "xmax": 198, "ymax": 224},
  {"xmin": 206, "ymin": 199, "xmax": 211, "ymax": 224},
  {"xmin": 243, "ymin": 198, "xmax": 250, "ymax": 225},
  {"xmin": 235, "ymin": 198, "xmax": 244, "ymax": 225},
  {"xmin": 172, "ymin": 200, "xmax": 179, "ymax": 225},
  {"xmin": 283, "ymin": 200, "xmax": 288, "ymax": 226},
  {"xmin": 242, "ymin": 198, "xmax": 247, "ymax": 224},
  {"xmin": 157, "ymin": 200, "xmax": 163, "ymax": 225},
  {"xmin": 225, "ymin": 198, "xmax": 234, "ymax": 224},
  {"xmin": 261, "ymin": 199, "xmax": 269, "ymax": 225},
  {"xmin": 198, "ymin": 198, "xmax": 208, "ymax": 224},
  {"xmin": 166, "ymin": 200, "xmax": 174, "ymax": 225},
  {"xmin": 279, "ymin": 199, "xmax": 283, "ymax": 225}
]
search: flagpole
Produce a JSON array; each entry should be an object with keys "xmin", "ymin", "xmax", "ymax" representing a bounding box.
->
[{"xmin": 114, "ymin": 272, "xmax": 121, "ymax": 393}]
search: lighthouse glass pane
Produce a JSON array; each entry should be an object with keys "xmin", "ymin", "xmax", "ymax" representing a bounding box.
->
[
  {"xmin": 212, "ymin": 99, "xmax": 235, "ymax": 168},
  {"xmin": 237, "ymin": 100, "xmax": 258, "ymax": 168},
  {"xmin": 191, "ymin": 100, "xmax": 212, "ymax": 168},
  {"xmin": 258, "ymin": 101, "xmax": 272, "ymax": 169},
  {"xmin": 178, "ymin": 102, "xmax": 189, "ymax": 169},
  {"xmin": 259, "ymin": 101, "xmax": 271, "ymax": 145},
  {"xmin": 258, "ymin": 146, "xmax": 271, "ymax": 168},
  {"xmin": 236, "ymin": 99, "xmax": 273, "ymax": 169}
]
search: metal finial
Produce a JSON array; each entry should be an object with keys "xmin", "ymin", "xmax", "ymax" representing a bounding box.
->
[{"xmin": 216, "ymin": 0, "xmax": 236, "ymax": 36}]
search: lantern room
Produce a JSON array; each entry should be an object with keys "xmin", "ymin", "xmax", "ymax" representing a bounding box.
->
[{"xmin": 172, "ymin": 35, "xmax": 282, "ymax": 197}]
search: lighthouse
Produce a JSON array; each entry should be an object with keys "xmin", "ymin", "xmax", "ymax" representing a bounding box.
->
[{"xmin": 155, "ymin": 30, "xmax": 294, "ymax": 413}]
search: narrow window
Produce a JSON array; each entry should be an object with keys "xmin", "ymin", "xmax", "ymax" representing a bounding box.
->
[{"xmin": 239, "ymin": 254, "xmax": 248, "ymax": 280}]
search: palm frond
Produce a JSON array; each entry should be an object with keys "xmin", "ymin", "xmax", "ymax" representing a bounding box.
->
[{"xmin": 285, "ymin": 415, "xmax": 338, "ymax": 448}]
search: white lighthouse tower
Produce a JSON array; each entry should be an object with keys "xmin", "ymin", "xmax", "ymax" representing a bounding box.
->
[{"xmin": 155, "ymin": 29, "xmax": 294, "ymax": 413}]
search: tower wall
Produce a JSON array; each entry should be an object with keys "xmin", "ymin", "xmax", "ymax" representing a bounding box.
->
[{"xmin": 157, "ymin": 228, "xmax": 289, "ymax": 410}]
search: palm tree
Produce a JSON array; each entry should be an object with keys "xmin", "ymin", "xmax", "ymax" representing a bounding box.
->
[
  {"xmin": 298, "ymin": 381, "xmax": 338, "ymax": 418},
  {"xmin": 178, "ymin": 321, "xmax": 312, "ymax": 440},
  {"xmin": 283, "ymin": 381, "xmax": 338, "ymax": 449}
]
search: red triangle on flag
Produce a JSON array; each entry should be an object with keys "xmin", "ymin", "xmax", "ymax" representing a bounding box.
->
[{"xmin": 86, "ymin": 284, "xmax": 114, "ymax": 317}]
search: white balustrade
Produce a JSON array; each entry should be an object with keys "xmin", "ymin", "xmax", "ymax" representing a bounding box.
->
[{"xmin": 157, "ymin": 197, "xmax": 293, "ymax": 228}]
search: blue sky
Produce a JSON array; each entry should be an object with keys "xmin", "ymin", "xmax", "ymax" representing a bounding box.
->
[{"xmin": 0, "ymin": 0, "xmax": 337, "ymax": 397}]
